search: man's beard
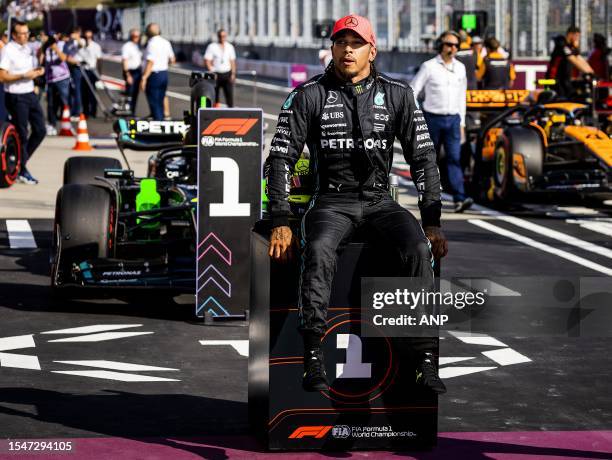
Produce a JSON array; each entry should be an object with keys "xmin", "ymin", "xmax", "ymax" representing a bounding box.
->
[{"xmin": 338, "ymin": 67, "xmax": 358, "ymax": 80}]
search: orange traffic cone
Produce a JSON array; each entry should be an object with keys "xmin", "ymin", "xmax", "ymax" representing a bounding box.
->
[
  {"xmin": 58, "ymin": 105, "xmax": 73, "ymax": 136},
  {"xmin": 72, "ymin": 114, "xmax": 93, "ymax": 151}
]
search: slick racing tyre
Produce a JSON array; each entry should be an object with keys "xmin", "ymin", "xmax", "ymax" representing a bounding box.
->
[
  {"xmin": 52, "ymin": 184, "xmax": 113, "ymax": 287},
  {"xmin": 63, "ymin": 156, "xmax": 122, "ymax": 185},
  {"xmin": 493, "ymin": 134, "xmax": 513, "ymax": 200},
  {"xmin": 494, "ymin": 126, "xmax": 544, "ymax": 200},
  {"xmin": 0, "ymin": 122, "xmax": 22, "ymax": 188}
]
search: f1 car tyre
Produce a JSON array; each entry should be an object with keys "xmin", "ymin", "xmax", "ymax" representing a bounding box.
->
[
  {"xmin": 54, "ymin": 184, "xmax": 112, "ymax": 263},
  {"xmin": 63, "ymin": 156, "xmax": 122, "ymax": 186},
  {"xmin": 0, "ymin": 122, "xmax": 22, "ymax": 188},
  {"xmin": 494, "ymin": 126, "xmax": 544, "ymax": 199}
]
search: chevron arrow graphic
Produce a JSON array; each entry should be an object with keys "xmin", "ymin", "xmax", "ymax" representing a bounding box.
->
[
  {"xmin": 0, "ymin": 334, "xmax": 41, "ymax": 370},
  {"xmin": 197, "ymin": 232, "xmax": 232, "ymax": 265},
  {"xmin": 197, "ymin": 265, "xmax": 232, "ymax": 297},
  {"xmin": 196, "ymin": 296, "xmax": 230, "ymax": 316}
]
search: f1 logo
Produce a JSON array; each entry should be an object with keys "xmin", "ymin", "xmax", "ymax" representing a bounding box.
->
[
  {"xmin": 288, "ymin": 426, "xmax": 332, "ymax": 439},
  {"xmin": 336, "ymin": 334, "xmax": 372, "ymax": 379},
  {"xmin": 202, "ymin": 118, "xmax": 258, "ymax": 135}
]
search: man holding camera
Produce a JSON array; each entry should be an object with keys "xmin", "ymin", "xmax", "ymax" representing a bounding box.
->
[{"xmin": 0, "ymin": 20, "xmax": 45, "ymax": 185}]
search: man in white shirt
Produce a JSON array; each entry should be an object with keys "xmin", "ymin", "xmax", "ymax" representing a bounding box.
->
[
  {"xmin": 204, "ymin": 29, "xmax": 236, "ymax": 107},
  {"xmin": 79, "ymin": 30, "xmax": 102, "ymax": 117},
  {"xmin": 121, "ymin": 28, "xmax": 142, "ymax": 115},
  {"xmin": 0, "ymin": 20, "xmax": 45, "ymax": 184},
  {"xmin": 411, "ymin": 30, "xmax": 472, "ymax": 212},
  {"xmin": 140, "ymin": 23, "xmax": 175, "ymax": 120}
]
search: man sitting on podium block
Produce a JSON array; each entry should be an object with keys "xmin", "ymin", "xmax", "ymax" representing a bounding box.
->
[{"xmin": 264, "ymin": 14, "xmax": 448, "ymax": 394}]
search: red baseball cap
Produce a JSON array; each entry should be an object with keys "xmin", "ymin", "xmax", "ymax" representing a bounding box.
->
[{"xmin": 330, "ymin": 14, "xmax": 376, "ymax": 47}]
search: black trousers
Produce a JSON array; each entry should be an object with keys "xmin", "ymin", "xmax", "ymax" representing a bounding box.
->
[
  {"xmin": 81, "ymin": 69, "xmax": 98, "ymax": 117},
  {"xmin": 298, "ymin": 193, "xmax": 436, "ymax": 352},
  {"xmin": 5, "ymin": 92, "xmax": 46, "ymax": 167},
  {"xmin": 125, "ymin": 67, "xmax": 142, "ymax": 115},
  {"xmin": 214, "ymin": 71, "xmax": 234, "ymax": 107}
]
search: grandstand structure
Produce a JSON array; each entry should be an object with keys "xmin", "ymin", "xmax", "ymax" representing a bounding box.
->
[{"xmin": 120, "ymin": 0, "xmax": 610, "ymax": 58}]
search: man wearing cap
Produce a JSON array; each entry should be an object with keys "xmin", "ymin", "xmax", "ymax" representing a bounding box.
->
[{"xmin": 265, "ymin": 14, "xmax": 447, "ymax": 394}]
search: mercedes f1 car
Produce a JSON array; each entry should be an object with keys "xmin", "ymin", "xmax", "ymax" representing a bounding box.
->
[
  {"xmin": 466, "ymin": 87, "xmax": 612, "ymax": 202},
  {"xmin": 50, "ymin": 72, "xmax": 214, "ymax": 292}
]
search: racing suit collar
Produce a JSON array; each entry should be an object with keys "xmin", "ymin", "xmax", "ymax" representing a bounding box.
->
[{"xmin": 328, "ymin": 71, "xmax": 375, "ymax": 95}]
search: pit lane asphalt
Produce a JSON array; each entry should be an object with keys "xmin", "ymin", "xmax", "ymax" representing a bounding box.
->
[{"xmin": 0, "ymin": 59, "xmax": 610, "ymax": 452}]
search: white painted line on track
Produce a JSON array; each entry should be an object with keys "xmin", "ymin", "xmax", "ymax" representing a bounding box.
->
[
  {"xmin": 469, "ymin": 219, "xmax": 612, "ymax": 276},
  {"xmin": 54, "ymin": 360, "xmax": 178, "ymax": 372},
  {"xmin": 439, "ymin": 357, "xmax": 475, "ymax": 366},
  {"xmin": 6, "ymin": 220, "xmax": 36, "ymax": 249},
  {"xmin": 51, "ymin": 370, "xmax": 180, "ymax": 382},
  {"xmin": 0, "ymin": 334, "xmax": 36, "ymax": 351},
  {"xmin": 200, "ymin": 340, "xmax": 249, "ymax": 357},
  {"xmin": 482, "ymin": 348, "xmax": 532, "ymax": 366},
  {"xmin": 41, "ymin": 324, "xmax": 143, "ymax": 335},
  {"xmin": 439, "ymin": 366, "xmax": 497, "ymax": 379},
  {"xmin": 47, "ymin": 331, "xmax": 154, "ymax": 343},
  {"xmin": 0, "ymin": 353, "xmax": 41, "ymax": 370},
  {"xmin": 456, "ymin": 279, "xmax": 522, "ymax": 297},
  {"xmin": 566, "ymin": 219, "xmax": 612, "ymax": 237},
  {"xmin": 166, "ymin": 90, "xmax": 189, "ymax": 101},
  {"xmin": 495, "ymin": 215, "xmax": 612, "ymax": 261},
  {"xmin": 447, "ymin": 331, "xmax": 508, "ymax": 347}
]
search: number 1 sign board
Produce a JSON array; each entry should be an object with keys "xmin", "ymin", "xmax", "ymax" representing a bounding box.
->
[{"xmin": 196, "ymin": 109, "xmax": 263, "ymax": 318}]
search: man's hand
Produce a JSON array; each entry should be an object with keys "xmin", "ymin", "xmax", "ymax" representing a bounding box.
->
[
  {"xmin": 424, "ymin": 226, "xmax": 448, "ymax": 259},
  {"xmin": 460, "ymin": 125, "xmax": 466, "ymax": 144},
  {"xmin": 230, "ymin": 73, "xmax": 236, "ymax": 84},
  {"xmin": 139, "ymin": 77, "xmax": 147, "ymax": 92},
  {"xmin": 24, "ymin": 68, "xmax": 44, "ymax": 80},
  {"xmin": 269, "ymin": 225, "xmax": 293, "ymax": 262},
  {"xmin": 125, "ymin": 73, "xmax": 133, "ymax": 85}
]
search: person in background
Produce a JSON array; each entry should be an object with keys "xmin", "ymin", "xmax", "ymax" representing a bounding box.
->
[
  {"xmin": 411, "ymin": 31, "xmax": 473, "ymax": 213},
  {"xmin": 470, "ymin": 35, "xmax": 485, "ymax": 88},
  {"xmin": 318, "ymin": 47, "xmax": 332, "ymax": 68},
  {"xmin": 121, "ymin": 28, "xmax": 142, "ymax": 115},
  {"xmin": 140, "ymin": 23, "xmax": 175, "ymax": 121},
  {"xmin": 588, "ymin": 33, "xmax": 610, "ymax": 81},
  {"xmin": 478, "ymin": 37, "xmax": 516, "ymax": 90},
  {"xmin": 0, "ymin": 32, "xmax": 8, "ymax": 122},
  {"xmin": 79, "ymin": 30, "xmax": 102, "ymax": 118},
  {"xmin": 32, "ymin": 31, "xmax": 47, "ymax": 100},
  {"xmin": 204, "ymin": 28, "xmax": 236, "ymax": 107},
  {"xmin": 42, "ymin": 31, "xmax": 71, "ymax": 135},
  {"xmin": 0, "ymin": 20, "xmax": 45, "ymax": 184},
  {"xmin": 64, "ymin": 26, "xmax": 84, "ymax": 119},
  {"xmin": 455, "ymin": 30, "xmax": 478, "ymax": 90},
  {"xmin": 547, "ymin": 26, "xmax": 594, "ymax": 99}
]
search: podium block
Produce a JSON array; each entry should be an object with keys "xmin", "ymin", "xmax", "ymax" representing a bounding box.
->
[{"xmin": 249, "ymin": 224, "xmax": 438, "ymax": 451}]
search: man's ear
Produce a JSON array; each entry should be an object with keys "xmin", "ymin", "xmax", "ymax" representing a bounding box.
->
[{"xmin": 369, "ymin": 45, "xmax": 377, "ymax": 63}]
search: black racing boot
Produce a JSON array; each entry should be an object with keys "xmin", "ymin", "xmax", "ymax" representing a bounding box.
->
[
  {"xmin": 302, "ymin": 347, "xmax": 329, "ymax": 392},
  {"xmin": 416, "ymin": 352, "xmax": 447, "ymax": 394}
]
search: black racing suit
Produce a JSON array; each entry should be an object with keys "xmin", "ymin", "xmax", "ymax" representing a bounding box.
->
[{"xmin": 264, "ymin": 70, "xmax": 442, "ymax": 346}]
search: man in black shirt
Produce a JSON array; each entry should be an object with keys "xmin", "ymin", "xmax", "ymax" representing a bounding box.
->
[{"xmin": 547, "ymin": 26, "xmax": 594, "ymax": 98}]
